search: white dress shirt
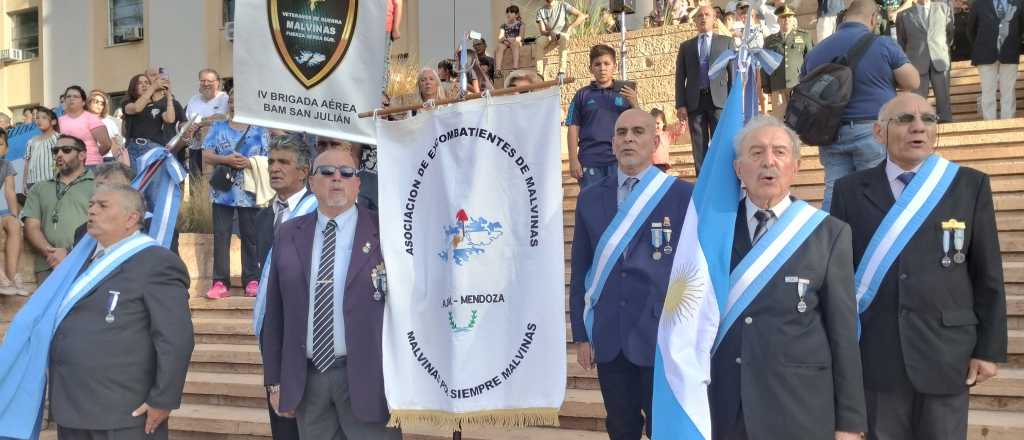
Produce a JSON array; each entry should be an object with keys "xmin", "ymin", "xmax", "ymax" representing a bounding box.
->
[
  {"xmin": 306, "ymin": 206, "xmax": 358, "ymax": 359},
  {"xmin": 886, "ymin": 160, "xmax": 924, "ymax": 200},
  {"xmin": 274, "ymin": 187, "xmax": 308, "ymax": 219},
  {"xmin": 745, "ymin": 194, "xmax": 792, "ymax": 242}
]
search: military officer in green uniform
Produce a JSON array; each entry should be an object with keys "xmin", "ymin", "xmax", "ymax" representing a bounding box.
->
[{"xmin": 762, "ymin": 6, "xmax": 812, "ymax": 117}]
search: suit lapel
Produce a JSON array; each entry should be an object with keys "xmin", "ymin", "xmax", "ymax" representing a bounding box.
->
[
  {"xmin": 344, "ymin": 206, "xmax": 376, "ymax": 292},
  {"xmin": 292, "ymin": 213, "xmax": 316, "ymax": 284},
  {"xmin": 731, "ymin": 200, "xmax": 751, "ymax": 270},
  {"xmin": 862, "ymin": 162, "xmax": 895, "ymax": 214},
  {"xmin": 600, "ymin": 176, "xmax": 618, "ymax": 229}
]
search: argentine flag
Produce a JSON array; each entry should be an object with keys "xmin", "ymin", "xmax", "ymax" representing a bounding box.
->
[{"xmin": 652, "ymin": 79, "xmax": 745, "ymax": 438}]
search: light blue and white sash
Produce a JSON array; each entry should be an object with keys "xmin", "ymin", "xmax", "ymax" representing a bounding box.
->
[
  {"xmin": 855, "ymin": 155, "xmax": 959, "ymax": 315},
  {"xmin": 133, "ymin": 147, "xmax": 186, "ymax": 248},
  {"xmin": 0, "ymin": 233, "xmax": 157, "ymax": 440},
  {"xmin": 583, "ymin": 167, "xmax": 676, "ymax": 341},
  {"xmin": 712, "ymin": 200, "xmax": 828, "ymax": 353},
  {"xmin": 253, "ymin": 193, "xmax": 318, "ymax": 337}
]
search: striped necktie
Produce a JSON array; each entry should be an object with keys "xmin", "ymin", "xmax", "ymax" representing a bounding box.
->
[{"xmin": 311, "ymin": 219, "xmax": 338, "ymax": 373}]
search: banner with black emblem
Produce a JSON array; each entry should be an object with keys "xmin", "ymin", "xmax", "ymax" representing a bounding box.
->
[
  {"xmin": 376, "ymin": 87, "xmax": 567, "ymax": 430},
  {"xmin": 234, "ymin": 0, "xmax": 383, "ymax": 144}
]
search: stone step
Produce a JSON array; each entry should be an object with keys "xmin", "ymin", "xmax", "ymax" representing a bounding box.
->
[
  {"xmin": 184, "ymin": 371, "xmax": 266, "ymax": 409},
  {"xmin": 191, "ymin": 296, "xmax": 257, "ymax": 320},
  {"xmin": 190, "ymin": 344, "xmax": 263, "ymax": 375}
]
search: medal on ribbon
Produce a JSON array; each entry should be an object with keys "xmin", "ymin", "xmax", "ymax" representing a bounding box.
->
[
  {"xmin": 651, "ymin": 222, "xmax": 664, "ymax": 261},
  {"xmin": 785, "ymin": 276, "xmax": 810, "ymax": 313},
  {"xmin": 105, "ymin": 290, "xmax": 121, "ymax": 323},
  {"xmin": 371, "ymin": 263, "xmax": 387, "ymax": 302},
  {"xmin": 941, "ymin": 219, "xmax": 967, "ymax": 264},
  {"xmin": 662, "ymin": 216, "xmax": 673, "ymax": 255}
]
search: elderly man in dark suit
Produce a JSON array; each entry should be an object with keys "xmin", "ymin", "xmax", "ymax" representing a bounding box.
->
[
  {"xmin": 830, "ymin": 93, "xmax": 1007, "ymax": 439},
  {"xmin": 897, "ymin": 0, "xmax": 955, "ymax": 122},
  {"xmin": 676, "ymin": 4, "xmax": 733, "ymax": 174},
  {"xmin": 255, "ymin": 136, "xmax": 312, "ymax": 440},
  {"xmin": 570, "ymin": 109, "xmax": 693, "ymax": 440},
  {"xmin": 261, "ymin": 144, "xmax": 399, "ymax": 439},
  {"xmin": 50, "ymin": 184, "xmax": 193, "ymax": 439},
  {"xmin": 710, "ymin": 116, "xmax": 865, "ymax": 440}
]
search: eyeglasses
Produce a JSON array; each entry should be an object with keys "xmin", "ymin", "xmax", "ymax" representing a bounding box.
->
[
  {"xmin": 312, "ymin": 165, "xmax": 357, "ymax": 178},
  {"xmin": 888, "ymin": 112, "xmax": 940, "ymax": 125},
  {"xmin": 50, "ymin": 146, "xmax": 81, "ymax": 155}
]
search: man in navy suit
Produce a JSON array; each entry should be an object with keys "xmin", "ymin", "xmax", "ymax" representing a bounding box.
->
[
  {"xmin": 261, "ymin": 145, "xmax": 399, "ymax": 439},
  {"xmin": 570, "ymin": 109, "xmax": 694, "ymax": 440}
]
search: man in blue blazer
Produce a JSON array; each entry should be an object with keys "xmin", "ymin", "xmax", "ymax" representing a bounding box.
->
[{"xmin": 569, "ymin": 109, "xmax": 694, "ymax": 440}]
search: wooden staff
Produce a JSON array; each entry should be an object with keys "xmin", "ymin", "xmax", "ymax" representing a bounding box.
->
[{"xmin": 358, "ymin": 78, "xmax": 577, "ymax": 119}]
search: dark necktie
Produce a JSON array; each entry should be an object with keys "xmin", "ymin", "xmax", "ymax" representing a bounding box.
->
[
  {"xmin": 699, "ymin": 34, "xmax": 711, "ymax": 89},
  {"xmin": 311, "ymin": 219, "xmax": 338, "ymax": 373},
  {"xmin": 273, "ymin": 199, "xmax": 289, "ymax": 233},
  {"xmin": 752, "ymin": 209, "xmax": 775, "ymax": 244},
  {"xmin": 897, "ymin": 171, "xmax": 916, "ymax": 188}
]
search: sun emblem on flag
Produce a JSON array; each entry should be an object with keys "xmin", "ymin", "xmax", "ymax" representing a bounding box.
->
[
  {"xmin": 438, "ymin": 209, "xmax": 504, "ymax": 266},
  {"xmin": 662, "ymin": 263, "xmax": 705, "ymax": 324}
]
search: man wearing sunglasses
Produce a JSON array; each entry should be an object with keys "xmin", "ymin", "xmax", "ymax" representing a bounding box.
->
[
  {"xmin": 22, "ymin": 135, "xmax": 95, "ymax": 284},
  {"xmin": 830, "ymin": 93, "xmax": 1007, "ymax": 439},
  {"xmin": 262, "ymin": 145, "xmax": 400, "ymax": 439}
]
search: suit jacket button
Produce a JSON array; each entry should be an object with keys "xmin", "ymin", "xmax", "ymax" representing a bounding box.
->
[
  {"xmin": 619, "ymin": 300, "xmax": 626, "ymax": 307},
  {"xmin": 899, "ymin": 273, "xmax": 908, "ymax": 280},
  {"xmin": 735, "ymin": 357, "xmax": 742, "ymax": 365},
  {"xmin": 744, "ymin": 317, "xmax": 753, "ymax": 325},
  {"xmin": 620, "ymin": 273, "xmax": 626, "ymax": 278}
]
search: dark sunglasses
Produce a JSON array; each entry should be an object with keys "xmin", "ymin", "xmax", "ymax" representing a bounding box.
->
[
  {"xmin": 50, "ymin": 146, "xmax": 81, "ymax": 155},
  {"xmin": 312, "ymin": 165, "xmax": 357, "ymax": 178},
  {"xmin": 888, "ymin": 112, "xmax": 940, "ymax": 125}
]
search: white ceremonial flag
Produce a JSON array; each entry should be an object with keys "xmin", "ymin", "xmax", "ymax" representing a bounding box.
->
[
  {"xmin": 233, "ymin": 0, "xmax": 385, "ymax": 144},
  {"xmin": 377, "ymin": 87, "xmax": 566, "ymax": 429}
]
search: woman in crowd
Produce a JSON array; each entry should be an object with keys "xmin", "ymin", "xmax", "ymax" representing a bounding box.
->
[
  {"xmin": 122, "ymin": 73, "xmax": 186, "ymax": 169},
  {"xmin": 24, "ymin": 106, "xmax": 59, "ymax": 191},
  {"xmin": 87, "ymin": 89, "xmax": 127, "ymax": 164},
  {"xmin": 201, "ymin": 90, "xmax": 269, "ymax": 300},
  {"xmin": 0, "ymin": 130, "xmax": 25, "ymax": 295},
  {"xmin": 57, "ymin": 85, "xmax": 112, "ymax": 170},
  {"xmin": 650, "ymin": 108, "xmax": 681, "ymax": 172},
  {"xmin": 495, "ymin": 5, "xmax": 524, "ymax": 74},
  {"xmin": 389, "ymin": 67, "xmax": 449, "ymax": 120}
]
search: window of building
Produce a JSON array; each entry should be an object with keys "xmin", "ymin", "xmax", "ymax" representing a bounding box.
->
[
  {"xmin": 109, "ymin": 0, "xmax": 144, "ymax": 45},
  {"xmin": 223, "ymin": 0, "xmax": 235, "ymax": 25},
  {"xmin": 9, "ymin": 9, "xmax": 39, "ymax": 58}
]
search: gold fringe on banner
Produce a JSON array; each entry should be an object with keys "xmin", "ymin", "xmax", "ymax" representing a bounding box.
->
[{"xmin": 387, "ymin": 408, "xmax": 561, "ymax": 431}]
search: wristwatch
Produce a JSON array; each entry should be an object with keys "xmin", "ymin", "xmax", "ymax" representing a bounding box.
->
[{"xmin": 266, "ymin": 384, "xmax": 281, "ymax": 394}]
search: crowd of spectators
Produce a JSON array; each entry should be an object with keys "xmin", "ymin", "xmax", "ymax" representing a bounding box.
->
[{"xmin": 0, "ymin": 0, "xmax": 1020, "ymax": 300}]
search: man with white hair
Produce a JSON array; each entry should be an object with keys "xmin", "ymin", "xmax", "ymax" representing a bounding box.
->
[
  {"xmin": 710, "ymin": 115, "xmax": 865, "ymax": 440},
  {"xmin": 831, "ymin": 93, "xmax": 1006, "ymax": 439}
]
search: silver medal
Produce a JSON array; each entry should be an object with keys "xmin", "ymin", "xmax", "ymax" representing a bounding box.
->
[
  {"xmin": 953, "ymin": 228, "xmax": 965, "ymax": 264},
  {"xmin": 797, "ymin": 300, "xmax": 807, "ymax": 313},
  {"xmin": 105, "ymin": 313, "xmax": 114, "ymax": 324},
  {"xmin": 941, "ymin": 229, "xmax": 952, "ymax": 267},
  {"xmin": 105, "ymin": 291, "xmax": 120, "ymax": 324},
  {"xmin": 653, "ymin": 251, "xmax": 662, "ymax": 261},
  {"xmin": 796, "ymin": 279, "xmax": 809, "ymax": 313},
  {"xmin": 663, "ymin": 245, "xmax": 673, "ymax": 255}
]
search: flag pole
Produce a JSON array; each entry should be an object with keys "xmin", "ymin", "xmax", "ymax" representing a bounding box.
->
[{"xmin": 357, "ymin": 78, "xmax": 576, "ymax": 119}]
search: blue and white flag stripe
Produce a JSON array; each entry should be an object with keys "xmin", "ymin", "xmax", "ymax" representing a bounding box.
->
[
  {"xmin": 653, "ymin": 79, "xmax": 745, "ymax": 439},
  {"xmin": 855, "ymin": 154, "xmax": 958, "ymax": 314},
  {"xmin": 583, "ymin": 166, "xmax": 675, "ymax": 341},
  {"xmin": 714, "ymin": 202, "xmax": 827, "ymax": 352},
  {"xmin": 253, "ymin": 194, "xmax": 318, "ymax": 337}
]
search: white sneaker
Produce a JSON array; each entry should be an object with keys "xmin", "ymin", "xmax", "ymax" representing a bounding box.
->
[{"xmin": 12, "ymin": 274, "xmax": 30, "ymax": 296}]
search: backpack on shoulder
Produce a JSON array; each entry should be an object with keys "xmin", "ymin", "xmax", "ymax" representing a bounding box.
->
[{"xmin": 784, "ymin": 33, "xmax": 876, "ymax": 146}]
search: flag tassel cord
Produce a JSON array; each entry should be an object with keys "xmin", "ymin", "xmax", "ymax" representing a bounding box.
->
[
  {"xmin": 358, "ymin": 78, "xmax": 576, "ymax": 119},
  {"xmin": 387, "ymin": 408, "xmax": 561, "ymax": 431}
]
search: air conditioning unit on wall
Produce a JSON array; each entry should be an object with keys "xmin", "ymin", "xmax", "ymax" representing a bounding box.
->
[
  {"xmin": 0, "ymin": 48, "xmax": 27, "ymax": 63},
  {"xmin": 121, "ymin": 26, "xmax": 144, "ymax": 42}
]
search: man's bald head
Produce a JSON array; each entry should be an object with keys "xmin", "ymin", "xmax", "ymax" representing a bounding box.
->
[
  {"xmin": 613, "ymin": 109, "xmax": 660, "ymax": 175},
  {"xmin": 844, "ymin": 0, "xmax": 878, "ymax": 23},
  {"xmin": 878, "ymin": 92, "xmax": 933, "ymax": 122}
]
